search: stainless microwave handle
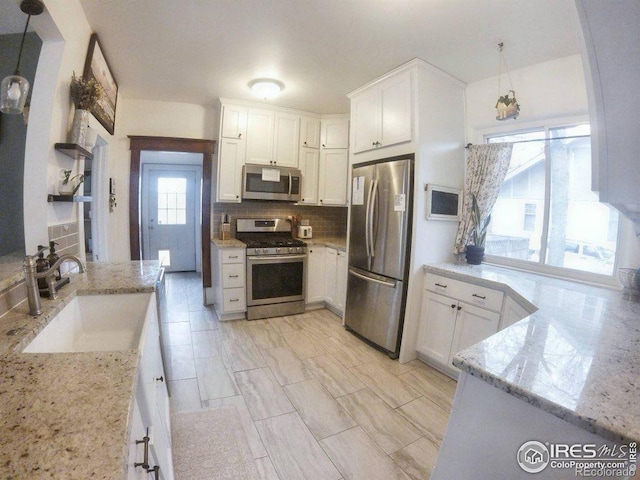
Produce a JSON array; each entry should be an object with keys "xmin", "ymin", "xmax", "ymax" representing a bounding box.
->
[
  {"xmin": 288, "ymin": 173, "xmax": 292, "ymax": 196},
  {"xmin": 247, "ymin": 254, "xmax": 307, "ymax": 261}
]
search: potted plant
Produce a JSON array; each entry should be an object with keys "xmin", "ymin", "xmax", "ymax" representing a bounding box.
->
[
  {"xmin": 58, "ymin": 169, "xmax": 85, "ymax": 196},
  {"xmin": 465, "ymin": 194, "xmax": 491, "ymax": 265},
  {"xmin": 68, "ymin": 72, "xmax": 102, "ymax": 144}
]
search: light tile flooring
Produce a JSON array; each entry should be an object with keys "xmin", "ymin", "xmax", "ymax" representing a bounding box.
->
[{"xmin": 164, "ymin": 272, "xmax": 456, "ymax": 480}]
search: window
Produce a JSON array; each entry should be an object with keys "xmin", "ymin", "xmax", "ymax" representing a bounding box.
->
[
  {"xmin": 157, "ymin": 177, "xmax": 187, "ymax": 225},
  {"xmin": 486, "ymin": 124, "xmax": 619, "ymax": 277}
]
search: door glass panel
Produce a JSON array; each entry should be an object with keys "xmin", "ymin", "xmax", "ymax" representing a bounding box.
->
[
  {"xmin": 251, "ymin": 262, "xmax": 303, "ymax": 300},
  {"xmin": 158, "ymin": 249, "xmax": 171, "ymax": 267},
  {"xmin": 157, "ymin": 177, "xmax": 187, "ymax": 225}
]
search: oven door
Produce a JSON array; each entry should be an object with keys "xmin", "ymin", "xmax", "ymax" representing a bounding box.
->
[{"xmin": 246, "ymin": 254, "xmax": 307, "ymax": 306}]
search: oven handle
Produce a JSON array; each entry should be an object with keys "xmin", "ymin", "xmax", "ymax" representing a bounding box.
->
[{"xmin": 247, "ymin": 254, "xmax": 308, "ymax": 261}]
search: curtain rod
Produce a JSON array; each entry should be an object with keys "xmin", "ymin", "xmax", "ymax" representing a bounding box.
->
[{"xmin": 465, "ymin": 134, "xmax": 590, "ymax": 149}]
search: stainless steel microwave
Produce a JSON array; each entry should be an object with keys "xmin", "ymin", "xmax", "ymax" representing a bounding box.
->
[{"xmin": 242, "ymin": 164, "xmax": 302, "ymax": 202}]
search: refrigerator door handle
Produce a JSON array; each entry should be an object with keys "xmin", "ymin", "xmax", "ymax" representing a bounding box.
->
[
  {"xmin": 365, "ymin": 178, "xmax": 376, "ymax": 260},
  {"xmin": 349, "ymin": 268, "xmax": 396, "ymax": 288},
  {"xmin": 369, "ymin": 178, "xmax": 379, "ymax": 258}
]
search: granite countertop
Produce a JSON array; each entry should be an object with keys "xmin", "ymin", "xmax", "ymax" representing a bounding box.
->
[
  {"xmin": 0, "ymin": 261, "xmax": 162, "ymax": 479},
  {"xmin": 424, "ymin": 262, "xmax": 640, "ymax": 444},
  {"xmin": 304, "ymin": 237, "xmax": 347, "ymax": 251}
]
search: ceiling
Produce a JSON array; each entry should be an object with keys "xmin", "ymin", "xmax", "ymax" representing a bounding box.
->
[{"xmin": 10, "ymin": 0, "xmax": 581, "ymax": 114}]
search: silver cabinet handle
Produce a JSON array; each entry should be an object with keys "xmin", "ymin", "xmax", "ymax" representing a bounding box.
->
[
  {"xmin": 229, "ymin": 298, "xmax": 239, "ymax": 302},
  {"xmin": 435, "ymin": 283, "xmax": 447, "ymax": 288},
  {"xmin": 134, "ymin": 431, "xmax": 150, "ymax": 470},
  {"xmin": 147, "ymin": 465, "xmax": 160, "ymax": 479},
  {"xmin": 229, "ymin": 274, "xmax": 239, "ymax": 278},
  {"xmin": 472, "ymin": 293, "xmax": 486, "ymax": 300}
]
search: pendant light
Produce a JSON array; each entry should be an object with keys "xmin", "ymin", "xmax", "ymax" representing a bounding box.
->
[
  {"xmin": 494, "ymin": 42, "xmax": 520, "ymax": 121},
  {"xmin": 0, "ymin": 0, "xmax": 45, "ymax": 115}
]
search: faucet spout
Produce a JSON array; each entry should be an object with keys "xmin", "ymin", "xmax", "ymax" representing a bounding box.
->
[{"xmin": 24, "ymin": 251, "xmax": 86, "ymax": 316}]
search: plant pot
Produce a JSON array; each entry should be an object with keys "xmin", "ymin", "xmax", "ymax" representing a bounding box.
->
[
  {"xmin": 68, "ymin": 109, "xmax": 90, "ymax": 145},
  {"xmin": 465, "ymin": 245, "xmax": 485, "ymax": 265}
]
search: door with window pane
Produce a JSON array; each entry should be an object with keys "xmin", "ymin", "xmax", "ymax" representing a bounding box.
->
[{"xmin": 144, "ymin": 167, "xmax": 197, "ymax": 272}]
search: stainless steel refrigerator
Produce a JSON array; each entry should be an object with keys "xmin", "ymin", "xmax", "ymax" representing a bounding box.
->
[{"xmin": 345, "ymin": 154, "xmax": 413, "ymax": 358}]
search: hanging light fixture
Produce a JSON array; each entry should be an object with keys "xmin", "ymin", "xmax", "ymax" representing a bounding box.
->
[
  {"xmin": 248, "ymin": 78, "xmax": 284, "ymax": 100},
  {"xmin": 0, "ymin": 0, "xmax": 45, "ymax": 115},
  {"xmin": 495, "ymin": 42, "xmax": 520, "ymax": 121}
]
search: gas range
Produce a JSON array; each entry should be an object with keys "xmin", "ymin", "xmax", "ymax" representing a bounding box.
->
[{"xmin": 236, "ymin": 218, "xmax": 307, "ymax": 256}]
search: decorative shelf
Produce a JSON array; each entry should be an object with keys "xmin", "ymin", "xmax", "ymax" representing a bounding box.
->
[
  {"xmin": 48, "ymin": 195, "xmax": 93, "ymax": 203},
  {"xmin": 54, "ymin": 143, "xmax": 93, "ymax": 161}
]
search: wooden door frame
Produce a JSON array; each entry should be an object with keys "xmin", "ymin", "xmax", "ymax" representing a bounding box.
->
[{"xmin": 129, "ymin": 136, "xmax": 215, "ymax": 287}]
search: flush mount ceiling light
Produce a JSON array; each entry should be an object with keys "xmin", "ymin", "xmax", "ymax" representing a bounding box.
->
[
  {"xmin": 249, "ymin": 78, "xmax": 284, "ymax": 100},
  {"xmin": 0, "ymin": 0, "xmax": 45, "ymax": 115}
]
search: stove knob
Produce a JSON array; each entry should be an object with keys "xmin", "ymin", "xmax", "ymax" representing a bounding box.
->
[
  {"xmin": 297, "ymin": 247, "xmax": 302, "ymax": 253},
  {"xmin": 276, "ymin": 247, "xmax": 281, "ymax": 254},
  {"xmin": 263, "ymin": 248, "xmax": 268, "ymax": 254},
  {"xmin": 254, "ymin": 248, "xmax": 260, "ymax": 254},
  {"xmin": 289, "ymin": 247, "xmax": 294, "ymax": 253}
]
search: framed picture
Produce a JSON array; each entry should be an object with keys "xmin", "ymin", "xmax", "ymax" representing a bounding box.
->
[{"xmin": 83, "ymin": 33, "xmax": 118, "ymax": 135}]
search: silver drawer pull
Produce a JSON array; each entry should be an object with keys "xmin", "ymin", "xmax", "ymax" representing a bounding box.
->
[
  {"xmin": 229, "ymin": 298, "xmax": 239, "ymax": 302},
  {"xmin": 134, "ymin": 431, "xmax": 150, "ymax": 470},
  {"xmin": 229, "ymin": 274, "xmax": 239, "ymax": 278},
  {"xmin": 472, "ymin": 293, "xmax": 486, "ymax": 300},
  {"xmin": 228, "ymin": 255, "xmax": 239, "ymax": 259},
  {"xmin": 435, "ymin": 283, "xmax": 447, "ymax": 288}
]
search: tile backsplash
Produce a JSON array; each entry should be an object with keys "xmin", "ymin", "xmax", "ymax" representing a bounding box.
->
[{"xmin": 213, "ymin": 203, "xmax": 347, "ymax": 238}]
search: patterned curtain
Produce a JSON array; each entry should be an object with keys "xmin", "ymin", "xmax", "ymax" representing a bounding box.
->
[{"xmin": 454, "ymin": 143, "xmax": 514, "ymax": 254}]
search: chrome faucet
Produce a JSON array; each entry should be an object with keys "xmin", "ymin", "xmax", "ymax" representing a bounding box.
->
[{"xmin": 23, "ymin": 248, "xmax": 86, "ymax": 316}]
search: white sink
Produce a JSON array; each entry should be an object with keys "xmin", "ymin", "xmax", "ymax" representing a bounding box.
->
[{"xmin": 23, "ymin": 293, "xmax": 154, "ymax": 353}]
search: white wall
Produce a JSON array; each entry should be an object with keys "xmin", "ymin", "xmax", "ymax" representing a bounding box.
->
[
  {"xmin": 465, "ymin": 54, "xmax": 640, "ymax": 270},
  {"xmin": 24, "ymin": 0, "xmax": 217, "ymax": 262}
]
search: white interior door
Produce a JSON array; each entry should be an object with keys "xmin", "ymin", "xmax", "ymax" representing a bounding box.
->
[{"xmin": 142, "ymin": 165, "xmax": 200, "ymax": 272}]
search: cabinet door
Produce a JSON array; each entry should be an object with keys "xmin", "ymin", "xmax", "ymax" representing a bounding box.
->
[
  {"xmin": 351, "ymin": 89, "xmax": 380, "ymax": 153},
  {"xmin": 325, "ymin": 248, "xmax": 337, "ymax": 306},
  {"xmin": 321, "ymin": 117, "xmax": 350, "ymax": 149},
  {"xmin": 307, "ymin": 245, "xmax": 326, "ymax": 303},
  {"xmin": 221, "ymin": 104, "xmax": 247, "ymax": 139},
  {"xmin": 379, "ymin": 71, "xmax": 412, "ymax": 148},
  {"xmin": 246, "ymin": 108, "xmax": 275, "ymax": 165},
  {"xmin": 216, "ymin": 138, "xmax": 244, "ymax": 202},
  {"xmin": 450, "ymin": 302, "xmax": 500, "ymax": 363},
  {"xmin": 273, "ymin": 113, "xmax": 300, "ymax": 167},
  {"xmin": 335, "ymin": 250, "xmax": 347, "ymax": 312},
  {"xmin": 299, "ymin": 148, "xmax": 319, "ymax": 205},
  {"xmin": 416, "ymin": 291, "xmax": 457, "ymax": 365},
  {"xmin": 318, "ymin": 149, "xmax": 348, "ymax": 206},
  {"xmin": 300, "ymin": 116, "xmax": 321, "ymax": 149}
]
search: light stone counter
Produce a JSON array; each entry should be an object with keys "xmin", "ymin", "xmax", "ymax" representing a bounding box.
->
[
  {"xmin": 211, "ymin": 238, "xmax": 246, "ymax": 249},
  {"xmin": 424, "ymin": 262, "xmax": 640, "ymax": 444},
  {"xmin": 0, "ymin": 261, "xmax": 162, "ymax": 479},
  {"xmin": 304, "ymin": 237, "xmax": 347, "ymax": 252}
]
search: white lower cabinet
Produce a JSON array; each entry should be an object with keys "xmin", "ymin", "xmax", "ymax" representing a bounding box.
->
[
  {"xmin": 306, "ymin": 245, "xmax": 326, "ymax": 303},
  {"xmin": 417, "ymin": 273, "xmax": 503, "ymax": 377},
  {"xmin": 212, "ymin": 244, "xmax": 246, "ymax": 320},
  {"xmin": 128, "ymin": 293, "xmax": 173, "ymax": 480},
  {"xmin": 324, "ymin": 247, "xmax": 347, "ymax": 315}
]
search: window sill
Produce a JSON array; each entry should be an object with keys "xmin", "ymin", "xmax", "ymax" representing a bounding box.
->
[{"xmin": 481, "ymin": 255, "xmax": 622, "ymax": 290}]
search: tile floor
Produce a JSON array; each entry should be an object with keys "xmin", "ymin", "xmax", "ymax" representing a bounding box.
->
[{"xmin": 164, "ymin": 272, "xmax": 456, "ymax": 480}]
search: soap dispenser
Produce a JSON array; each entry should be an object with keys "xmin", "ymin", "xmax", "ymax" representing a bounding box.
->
[
  {"xmin": 47, "ymin": 241, "xmax": 61, "ymax": 281},
  {"xmin": 35, "ymin": 245, "xmax": 50, "ymax": 290}
]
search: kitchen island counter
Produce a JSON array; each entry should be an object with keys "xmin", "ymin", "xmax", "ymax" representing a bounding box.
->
[
  {"xmin": 0, "ymin": 261, "xmax": 162, "ymax": 479},
  {"xmin": 425, "ymin": 262, "xmax": 640, "ymax": 444}
]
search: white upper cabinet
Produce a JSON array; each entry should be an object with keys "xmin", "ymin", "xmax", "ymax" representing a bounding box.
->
[
  {"xmin": 273, "ymin": 112, "xmax": 300, "ymax": 167},
  {"xmin": 246, "ymin": 108, "xmax": 275, "ymax": 165},
  {"xmin": 216, "ymin": 138, "xmax": 245, "ymax": 203},
  {"xmin": 321, "ymin": 116, "xmax": 350, "ymax": 149},
  {"xmin": 575, "ymin": 0, "xmax": 640, "ymax": 218},
  {"xmin": 221, "ymin": 104, "xmax": 247, "ymax": 139},
  {"xmin": 300, "ymin": 116, "xmax": 321, "ymax": 149},
  {"xmin": 350, "ymin": 70, "xmax": 413, "ymax": 154},
  {"xmin": 318, "ymin": 149, "xmax": 348, "ymax": 206},
  {"xmin": 299, "ymin": 148, "xmax": 320, "ymax": 205}
]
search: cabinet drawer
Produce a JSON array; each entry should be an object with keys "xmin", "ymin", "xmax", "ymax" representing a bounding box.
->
[
  {"xmin": 222, "ymin": 263, "xmax": 245, "ymax": 288},
  {"xmin": 223, "ymin": 288, "xmax": 246, "ymax": 312},
  {"xmin": 424, "ymin": 272, "xmax": 504, "ymax": 312},
  {"xmin": 221, "ymin": 249, "xmax": 244, "ymax": 264}
]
